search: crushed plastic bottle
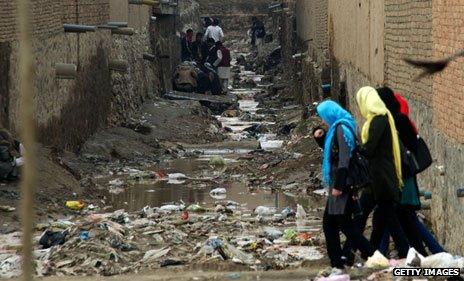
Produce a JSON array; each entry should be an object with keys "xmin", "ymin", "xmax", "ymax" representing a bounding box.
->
[{"xmin": 296, "ymin": 204, "xmax": 307, "ymax": 231}]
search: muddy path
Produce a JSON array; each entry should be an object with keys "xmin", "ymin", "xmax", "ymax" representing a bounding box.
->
[{"xmin": 1, "ymin": 43, "xmax": 335, "ymax": 280}]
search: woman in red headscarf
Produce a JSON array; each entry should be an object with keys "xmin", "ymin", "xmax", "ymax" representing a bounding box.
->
[{"xmin": 394, "ymin": 93, "xmax": 418, "ymax": 134}]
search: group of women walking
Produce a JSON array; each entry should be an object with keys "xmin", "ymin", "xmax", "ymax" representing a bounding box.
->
[{"xmin": 313, "ymin": 86, "xmax": 445, "ymax": 271}]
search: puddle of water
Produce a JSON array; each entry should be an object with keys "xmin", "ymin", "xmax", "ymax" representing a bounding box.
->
[
  {"xmin": 107, "ymin": 179, "xmax": 301, "ymax": 212},
  {"xmin": 185, "ymin": 148, "xmax": 254, "ymax": 155}
]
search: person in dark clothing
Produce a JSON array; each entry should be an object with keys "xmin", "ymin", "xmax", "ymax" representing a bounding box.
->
[
  {"xmin": 181, "ymin": 29, "xmax": 194, "ymax": 62},
  {"xmin": 0, "ymin": 129, "xmax": 22, "ymax": 180},
  {"xmin": 377, "ymin": 87, "xmax": 428, "ymax": 256},
  {"xmin": 196, "ymin": 63, "xmax": 222, "ymax": 95},
  {"xmin": 205, "ymin": 38, "xmax": 218, "ymax": 67},
  {"xmin": 355, "ymin": 86, "xmax": 410, "ymax": 258},
  {"xmin": 314, "ymin": 100, "xmax": 375, "ymax": 270},
  {"xmin": 191, "ymin": 32, "xmax": 204, "ymax": 63},
  {"xmin": 250, "ymin": 17, "xmax": 266, "ymax": 48}
]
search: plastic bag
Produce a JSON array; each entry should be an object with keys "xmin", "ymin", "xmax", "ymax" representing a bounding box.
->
[
  {"xmin": 65, "ymin": 200, "xmax": 85, "ymax": 211},
  {"xmin": 421, "ymin": 252, "xmax": 456, "ymax": 268},
  {"xmin": 365, "ymin": 250, "xmax": 389, "ymax": 269},
  {"xmin": 406, "ymin": 248, "xmax": 424, "ymax": 267}
]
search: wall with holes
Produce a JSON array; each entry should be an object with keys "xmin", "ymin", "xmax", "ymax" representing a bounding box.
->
[{"xmin": 0, "ymin": 0, "xmax": 200, "ymax": 150}]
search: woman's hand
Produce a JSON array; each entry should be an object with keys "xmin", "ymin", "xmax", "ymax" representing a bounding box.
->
[
  {"xmin": 332, "ymin": 188, "xmax": 343, "ymax": 197},
  {"xmin": 314, "ymin": 128, "xmax": 324, "ymax": 138}
]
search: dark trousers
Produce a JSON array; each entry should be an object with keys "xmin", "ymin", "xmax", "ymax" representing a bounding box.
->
[
  {"xmin": 380, "ymin": 207, "xmax": 431, "ymax": 256},
  {"xmin": 323, "ymin": 200, "xmax": 374, "ymax": 268},
  {"xmin": 342, "ymin": 192, "xmax": 375, "ymax": 262},
  {"xmin": 370, "ymin": 201, "xmax": 410, "ymax": 258}
]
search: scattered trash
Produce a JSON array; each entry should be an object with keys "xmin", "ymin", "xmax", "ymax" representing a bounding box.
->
[
  {"xmin": 0, "ymin": 205, "xmax": 15, "ymax": 212},
  {"xmin": 296, "ymin": 204, "xmax": 307, "ymax": 231},
  {"xmin": 281, "ymin": 207, "xmax": 296, "ymax": 219},
  {"xmin": 143, "ymin": 247, "xmax": 171, "ymax": 262},
  {"xmin": 168, "ymin": 173, "xmax": 187, "ymax": 180},
  {"xmin": 128, "ymin": 171, "xmax": 155, "ymax": 181},
  {"xmin": 209, "ymin": 155, "xmax": 226, "ymax": 167},
  {"xmin": 421, "ymin": 252, "xmax": 463, "ymax": 268},
  {"xmin": 39, "ymin": 230, "xmax": 68, "ymax": 249},
  {"xmin": 160, "ymin": 259, "xmax": 184, "ymax": 267},
  {"xmin": 283, "ymin": 229, "xmax": 298, "ymax": 241},
  {"xmin": 406, "ymin": 248, "xmax": 424, "ymax": 267},
  {"xmin": 263, "ymin": 227, "xmax": 283, "ymax": 240},
  {"xmin": 181, "ymin": 211, "xmax": 189, "ymax": 221},
  {"xmin": 109, "ymin": 179, "xmax": 124, "ymax": 186},
  {"xmin": 0, "ymin": 253, "xmax": 21, "ymax": 278},
  {"xmin": 79, "ymin": 231, "xmax": 90, "ymax": 241},
  {"xmin": 210, "ymin": 188, "xmax": 227, "ymax": 195},
  {"xmin": 366, "ymin": 250, "xmax": 389, "ymax": 269},
  {"xmin": 282, "ymin": 246, "xmax": 323, "ymax": 261},
  {"xmin": 65, "ymin": 200, "xmax": 85, "ymax": 211},
  {"xmin": 254, "ymin": 206, "xmax": 276, "ymax": 216},
  {"xmin": 186, "ymin": 204, "xmax": 207, "ymax": 213},
  {"xmin": 228, "ymin": 272, "xmax": 241, "ymax": 279},
  {"xmin": 159, "ymin": 203, "xmax": 185, "ymax": 213},
  {"xmin": 316, "ymin": 274, "xmax": 350, "ymax": 281}
]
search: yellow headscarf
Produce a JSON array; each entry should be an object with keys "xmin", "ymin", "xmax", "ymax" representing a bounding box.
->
[{"xmin": 356, "ymin": 86, "xmax": 403, "ymax": 188}]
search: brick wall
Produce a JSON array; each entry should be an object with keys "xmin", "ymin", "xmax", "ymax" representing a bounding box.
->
[
  {"xmin": 384, "ymin": 0, "xmax": 433, "ymax": 104},
  {"xmin": 196, "ymin": 0, "xmax": 272, "ymax": 39},
  {"xmin": 0, "ymin": 0, "xmax": 62, "ymax": 42},
  {"xmin": 432, "ymin": 0, "xmax": 464, "ymax": 143},
  {"xmin": 0, "ymin": 1, "xmax": 200, "ymax": 149},
  {"xmin": 295, "ymin": 0, "xmax": 329, "ymax": 104}
]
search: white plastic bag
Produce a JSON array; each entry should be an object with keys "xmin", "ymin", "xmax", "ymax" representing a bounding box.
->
[
  {"xmin": 406, "ymin": 248, "xmax": 424, "ymax": 267},
  {"xmin": 366, "ymin": 250, "xmax": 389, "ymax": 269},
  {"xmin": 421, "ymin": 252, "xmax": 456, "ymax": 268}
]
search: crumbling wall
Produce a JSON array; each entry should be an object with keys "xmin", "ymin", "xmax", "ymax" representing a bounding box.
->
[
  {"xmin": 328, "ymin": 0, "xmax": 385, "ymax": 115},
  {"xmin": 294, "ymin": 0, "xmax": 464, "ymax": 253},
  {"xmin": 295, "ymin": 0, "xmax": 329, "ymax": 104},
  {"xmin": 196, "ymin": 0, "xmax": 272, "ymax": 39},
  {"xmin": 0, "ymin": 0, "xmax": 200, "ymax": 150}
]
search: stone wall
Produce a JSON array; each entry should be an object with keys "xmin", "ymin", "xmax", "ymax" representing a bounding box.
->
[{"xmin": 0, "ymin": 0, "xmax": 200, "ymax": 150}]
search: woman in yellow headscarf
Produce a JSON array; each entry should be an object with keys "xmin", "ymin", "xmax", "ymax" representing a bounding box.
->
[{"xmin": 355, "ymin": 86, "xmax": 409, "ymax": 258}]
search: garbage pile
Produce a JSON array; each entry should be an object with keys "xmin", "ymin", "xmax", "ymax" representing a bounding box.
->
[{"xmin": 0, "ymin": 203, "xmax": 325, "ymax": 278}]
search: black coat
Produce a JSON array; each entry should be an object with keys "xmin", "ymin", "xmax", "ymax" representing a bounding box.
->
[{"xmin": 360, "ymin": 115, "xmax": 401, "ymax": 203}]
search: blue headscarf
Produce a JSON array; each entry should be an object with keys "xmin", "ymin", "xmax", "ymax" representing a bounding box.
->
[{"xmin": 316, "ymin": 100, "xmax": 357, "ymax": 187}]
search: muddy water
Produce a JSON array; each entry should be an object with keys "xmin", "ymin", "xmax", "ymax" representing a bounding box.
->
[{"xmin": 106, "ymin": 59, "xmax": 291, "ymax": 214}]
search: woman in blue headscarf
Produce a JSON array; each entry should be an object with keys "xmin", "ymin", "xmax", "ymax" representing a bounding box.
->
[{"xmin": 314, "ymin": 100, "xmax": 374, "ymax": 270}]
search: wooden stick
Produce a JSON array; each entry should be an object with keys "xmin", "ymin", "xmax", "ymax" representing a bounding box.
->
[{"xmin": 16, "ymin": 0, "xmax": 37, "ymax": 280}]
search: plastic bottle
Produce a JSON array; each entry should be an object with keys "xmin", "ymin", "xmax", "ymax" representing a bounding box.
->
[{"xmin": 296, "ymin": 204, "xmax": 307, "ymax": 232}]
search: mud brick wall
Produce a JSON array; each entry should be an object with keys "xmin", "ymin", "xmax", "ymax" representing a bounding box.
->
[
  {"xmin": 426, "ymin": 0, "xmax": 464, "ymax": 253},
  {"xmin": 384, "ymin": 0, "xmax": 433, "ymax": 104},
  {"xmin": 295, "ymin": 0, "xmax": 329, "ymax": 104},
  {"xmin": 292, "ymin": 0, "xmax": 464, "ymax": 253},
  {"xmin": 0, "ymin": 0, "xmax": 200, "ymax": 150},
  {"xmin": 196, "ymin": 0, "xmax": 273, "ymax": 39}
]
